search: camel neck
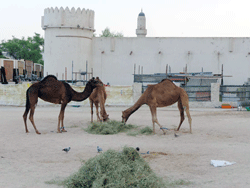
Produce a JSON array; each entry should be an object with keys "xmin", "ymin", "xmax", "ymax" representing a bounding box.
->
[
  {"xmin": 126, "ymin": 96, "xmax": 145, "ymax": 115},
  {"xmin": 71, "ymin": 85, "xmax": 93, "ymax": 101}
]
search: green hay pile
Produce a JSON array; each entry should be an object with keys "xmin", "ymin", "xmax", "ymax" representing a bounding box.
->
[
  {"xmin": 126, "ymin": 126, "xmax": 153, "ymax": 136},
  {"xmin": 61, "ymin": 147, "xmax": 166, "ymax": 188},
  {"xmin": 85, "ymin": 120, "xmax": 138, "ymax": 135},
  {"xmin": 139, "ymin": 126, "xmax": 153, "ymax": 135}
]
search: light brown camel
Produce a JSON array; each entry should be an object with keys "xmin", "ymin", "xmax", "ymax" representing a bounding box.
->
[
  {"xmin": 89, "ymin": 77, "xmax": 109, "ymax": 122},
  {"xmin": 23, "ymin": 75, "xmax": 102, "ymax": 134},
  {"xmin": 122, "ymin": 79, "xmax": 192, "ymax": 134}
]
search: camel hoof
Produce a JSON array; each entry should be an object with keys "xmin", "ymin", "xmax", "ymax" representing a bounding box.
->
[
  {"xmin": 61, "ymin": 129, "xmax": 67, "ymax": 132},
  {"xmin": 36, "ymin": 132, "xmax": 41, "ymax": 135},
  {"xmin": 57, "ymin": 131, "xmax": 62, "ymax": 133}
]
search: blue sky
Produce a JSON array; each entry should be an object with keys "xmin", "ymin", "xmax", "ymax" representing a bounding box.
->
[{"xmin": 1, "ymin": 0, "xmax": 250, "ymax": 41}]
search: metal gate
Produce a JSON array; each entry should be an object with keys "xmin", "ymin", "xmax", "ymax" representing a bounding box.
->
[
  {"xmin": 180, "ymin": 85, "xmax": 211, "ymax": 101},
  {"xmin": 220, "ymin": 85, "xmax": 250, "ymax": 102}
]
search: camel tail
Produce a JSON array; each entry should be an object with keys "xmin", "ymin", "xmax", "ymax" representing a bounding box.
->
[
  {"xmin": 25, "ymin": 89, "xmax": 30, "ymax": 111},
  {"xmin": 180, "ymin": 88, "xmax": 192, "ymax": 133},
  {"xmin": 23, "ymin": 88, "xmax": 31, "ymax": 133}
]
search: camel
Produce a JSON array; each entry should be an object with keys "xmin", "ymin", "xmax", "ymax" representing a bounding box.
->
[
  {"xmin": 89, "ymin": 77, "xmax": 109, "ymax": 122},
  {"xmin": 23, "ymin": 75, "xmax": 102, "ymax": 134},
  {"xmin": 122, "ymin": 79, "xmax": 192, "ymax": 134}
]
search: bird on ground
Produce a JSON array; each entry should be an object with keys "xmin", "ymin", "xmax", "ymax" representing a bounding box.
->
[
  {"xmin": 62, "ymin": 147, "xmax": 71, "ymax": 153},
  {"xmin": 136, "ymin": 147, "xmax": 140, "ymax": 152},
  {"xmin": 97, "ymin": 146, "xmax": 103, "ymax": 153},
  {"xmin": 174, "ymin": 133, "xmax": 179, "ymax": 137},
  {"xmin": 160, "ymin": 127, "xmax": 168, "ymax": 130}
]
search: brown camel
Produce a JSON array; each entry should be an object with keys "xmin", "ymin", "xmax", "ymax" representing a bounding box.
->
[
  {"xmin": 89, "ymin": 77, "xmax": 109, "ymax": 122},
  {"xmin": 23, "ymin": 75, "xmax": 102, "ymax": 134},
  {"xmin": 122, "ymin": 79, "xmax": 192, "ymax": 134}
]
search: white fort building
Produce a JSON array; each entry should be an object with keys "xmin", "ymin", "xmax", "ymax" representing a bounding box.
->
[{"xmin": 42, "ymin": 7, "xmax": 250, "ymax": 85}]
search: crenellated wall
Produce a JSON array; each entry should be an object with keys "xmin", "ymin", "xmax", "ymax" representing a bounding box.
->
[
  {"xmin": 42, "ymin": 7, "xmax": 94, "ymax": 30},
  {"xmin": 42, "ymin": 7, "xmax": 95, "ymax": 80}
]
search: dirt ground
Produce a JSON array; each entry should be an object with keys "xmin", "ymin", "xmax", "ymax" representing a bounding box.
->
[{"xmin": 0, "ymin": 105, "xmax": 249, "ymax": 188}]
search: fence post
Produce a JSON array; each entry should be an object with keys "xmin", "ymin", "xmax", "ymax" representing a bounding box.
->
[
  {"xmin": 211, "ymin": 83, "xmax": 220, "ymax": 105},
  {"xmin": 133, "ymin": 83, "xmax": 142, "ymax": 103}
]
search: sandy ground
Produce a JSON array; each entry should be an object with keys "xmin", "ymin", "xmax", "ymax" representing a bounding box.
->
[{"xmin": 0, "ymin": 105, "xmax": 250, "ymax": 188}]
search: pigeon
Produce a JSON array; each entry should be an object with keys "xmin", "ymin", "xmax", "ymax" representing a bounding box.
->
[
  {"xmin": 160, "ymin": 127, "xmax": 168, "ymax": 130},
  {"xmin": 62, "ymin": 147, "xmax": 71, "ymax": 153},
  {"xmin": 174, "ymin": 133, "xmax": 179, "ymax": 137},
  {"xmin": 136, "ymin": 147, "xmax": 140, "ymax": 152},
  {"xmin": 97, "ymin": 146, "xmax": 103, "ymax": 153}
]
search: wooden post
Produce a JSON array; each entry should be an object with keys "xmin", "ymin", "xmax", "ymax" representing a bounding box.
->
[
  {"xmin": 65, "ymin": 67, "xmax": 67, "ymax": 82},
  {"xmin": 134, "ymin": 64, "xmax": 136, "ymax": 74},
  {"xmin": 221, "ymin": 64, "xmax": 223, "ymax": 86},
  {"xmin": 185, "ymin": 64, "xmax": 187, "ymax": 85},
  {"xmin": 166, "ymin": 64, "xmax": 168, "ymax": 76},
  {"xmin": 72, "ymin": 61, "xmax": 73, "ymax": 84},
  {"xmin": 86, "ymin": 61, "xmax": 88, "ymax": 81},
  {"xmin": 138, "ymin": 65, "xmax": 140, "ymax": 74}
]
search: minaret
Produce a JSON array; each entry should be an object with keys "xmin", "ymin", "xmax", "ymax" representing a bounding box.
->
[{"xmin": 136, "ymin": 9, "xmax": 147, "ymax": 37}]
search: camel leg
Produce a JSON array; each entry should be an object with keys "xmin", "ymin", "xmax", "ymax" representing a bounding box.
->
[
  {"xmin": 180, "ymin": 90, "xmax": 192, "ymax": 133},
  {"xmin": 23, "ymin": 106, "xmax": 30, "ymax": 133},
  {"xmin": 149, "ymin": 106, "xmax": 166, "ymax": 135},
  {"xmin": 90, "ymin": 100, "xmax": 94, "ymax": 123},
  {"xmin": 185, "ymin": 107, "xmax": 192, "ymax": 133},
  {"xmin": 58, "ymin": 103, "xmax": 67, "ymax": 133},
  {"xmin": 95, "ymin": 102, "xmax": 101, "ymax": 121},
  {"xmin": 29, "ymin": 105, "xmax": 41, "ymax": 134},
  {"xmin": 177, "ymin": 100, "xmax": 185, "ymax": 132}
]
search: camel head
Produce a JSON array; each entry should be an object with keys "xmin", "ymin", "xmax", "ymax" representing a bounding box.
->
[
  {"xmin": 103, "ymin": 114, "xmax": 109, "ymax": 122},
  {"xmin": 86, "ymin": 77, "xmax": 103, "ymax": 89},
  {"xmin": 121, "ymin": 110, "xmax": 129, "ymax": 124}
]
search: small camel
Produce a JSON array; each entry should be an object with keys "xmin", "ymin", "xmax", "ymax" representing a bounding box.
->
[
  {"xmin": 122, "ymin": 79, "xmax": 192, "ymax": 134},
  {"xmin": 23, "ymin": 75, "xmax": 102, "ymax": 134},
  {"xmin": 89, "ymin": 77, "xmax": 109, "ymax": 122}
]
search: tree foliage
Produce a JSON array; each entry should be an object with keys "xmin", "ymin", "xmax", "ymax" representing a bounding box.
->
[
  {"xmin": 0, "ymin": 49, "xmax": 6, "ymax": 58},
  {"xmin": 99, "ymin": 27, "xmax": 123, "ymax": 37},
  {"xmin": 0, "ymin": 33, "xmax": 44, "ymax": 65}
]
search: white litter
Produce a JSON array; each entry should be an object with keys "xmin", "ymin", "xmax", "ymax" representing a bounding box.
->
[{"xmin": 211, "ymin": 160, "xmax": 236, "ymax": 167}]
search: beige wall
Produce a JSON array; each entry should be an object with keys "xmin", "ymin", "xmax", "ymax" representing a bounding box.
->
[
  {"xmin": 0, "ymin": 83, "xmax": 134, "ymax": 107},
  {"xmin": 0, "ymin": 82, "xmax": 238, "ymax": 107}
]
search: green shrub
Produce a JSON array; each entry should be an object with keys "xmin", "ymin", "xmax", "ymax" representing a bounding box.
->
[{"xmin": 61, "ymin": 147, "xmax": 166, "ymax": 188}]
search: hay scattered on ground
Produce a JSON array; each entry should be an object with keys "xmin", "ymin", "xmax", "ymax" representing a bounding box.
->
[
  {"xmin": 60, "ymin": 147, "xmax": 167, "ymax": 188},
  {"xmin": 139, "ymin": 126, "xmax": 153, "ymax": 135},
  {"xmin": 84, "ymin": 120, "xmax": 138, "ymax": 135},
  {"xmin": 85, "ymin": 120, "xmax": 154, "ymax": 136}
]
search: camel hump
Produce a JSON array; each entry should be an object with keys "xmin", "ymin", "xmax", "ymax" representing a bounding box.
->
[
  {"xmin": 160, "ymin": 78, "xmax": 173, "ymax": 83},
  {"xmin": 41, "ymin": 75, "xmax": 58, "ymax": 82}
]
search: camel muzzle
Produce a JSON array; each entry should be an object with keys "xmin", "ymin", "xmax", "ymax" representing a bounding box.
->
[{"xmin": 122, "ymin": 117, "xmax": 127, "ymax": 124}]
